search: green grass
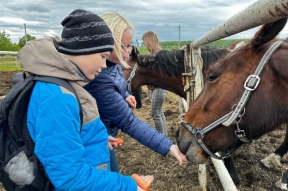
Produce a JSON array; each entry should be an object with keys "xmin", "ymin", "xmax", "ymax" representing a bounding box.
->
[
  {"xmin": 0, "ymin": 57, "xmax": 22, "ymax": 71},
  {"xmin": 136, "ymin": 47, "xmax": 150, "ymax": 55}
]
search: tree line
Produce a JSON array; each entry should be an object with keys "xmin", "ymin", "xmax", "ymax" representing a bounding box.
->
[
  {"xmin": 0, "ymin": 30, "xmax": 37, "ymax": 51},
  {"xmin": 0, "ymin": 30, "xmax": 248, "ymax": 52}
]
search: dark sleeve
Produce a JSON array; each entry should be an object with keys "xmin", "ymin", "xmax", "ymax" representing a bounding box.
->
[{"xmin": 87, "ymin": 75, "xmax": 173, "ymax": 156}]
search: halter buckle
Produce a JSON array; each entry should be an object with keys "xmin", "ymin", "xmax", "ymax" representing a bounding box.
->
[
  {"xmin": 244, "ymin": 74, "xmax": 260, "ymax": 91},
  {"xmin": 235, "ymin": 129, "xmax": 246, "ymax": 137},
  {"xmin": 234, "ymin": 129, "xmax": 252, "ymax": 143}
]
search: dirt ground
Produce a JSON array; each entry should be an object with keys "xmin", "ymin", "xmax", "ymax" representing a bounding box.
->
[{"xmin": 0, "ymin": 70, "xmax": 287, "ymax": 191}]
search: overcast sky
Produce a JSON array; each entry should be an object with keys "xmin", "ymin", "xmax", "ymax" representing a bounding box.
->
[{"xmin": 1, "ymin": 0, "xmax": 288, "ymax": 43}]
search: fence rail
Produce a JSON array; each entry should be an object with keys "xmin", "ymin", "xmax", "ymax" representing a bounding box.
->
[
  {"xmin": 0, "ymin": 51, "xmax": 20, "ymax": 71},
  {"xmin": 0, "ymin": 51, "xmax": 18, "ymax": 55},
  {"xmin": 193, "ymin": 0, "xmax": 288, "ymax": 48}
]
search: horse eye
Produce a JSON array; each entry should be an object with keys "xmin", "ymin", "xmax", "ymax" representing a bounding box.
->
[{"xmin": 206, "ymin": 74, "xmax": 217, "ymax": 81}]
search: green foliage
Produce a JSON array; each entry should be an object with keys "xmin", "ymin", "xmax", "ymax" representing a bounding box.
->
[
  {"xmin": 160, "ymin": 41, "xmax": 191, "ymax": 50},
  {"xmin": 0, "ymin": 31, "xmax": 20, "ymax": 51},
  {"xmin": 207, "ymin": 39, "xmax": 248, "ymax": 48},
  {"xmin": 156, "ymin": 39, "xmax": 248, "ymax": 50},
  {"xmin": 137, "ymin": 39, "xmax": 247, "ymax": 55},
  {"xmin": 137, "ymin": 47, "xmax": 150, "ymax": 55},
  {"xmin": 18, "ymin": 34, "xmax": 37, "ymax": 48}
]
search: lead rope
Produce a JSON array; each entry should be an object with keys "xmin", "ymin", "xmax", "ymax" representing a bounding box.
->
[{"xmin": 126, "ymin": 63, "xmax": 138, "ymax": 94}]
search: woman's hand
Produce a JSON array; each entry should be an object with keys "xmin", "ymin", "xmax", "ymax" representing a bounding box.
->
[
  {"xmin": 168, "ymin": 144, "xmax": 190, "ymax": 165},
  {"xmin": 108, "ymin": 136, "xmax": 123, "ymax": 150},
  {"xmin": 125, "ymin": 95, "xmax": 137, "ymax": 111}
]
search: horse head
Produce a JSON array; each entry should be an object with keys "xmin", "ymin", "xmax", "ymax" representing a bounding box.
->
[
  {"xmin": 176, "ymin": 18, "xmax": 288, "ymax": 164},
  {"xmin": 124, "ymin": 46, "xmax": 229, "ymax": 99},
  {"xmin": 124, "ymin": 47, "xmax": 187, "ymax": 97}
]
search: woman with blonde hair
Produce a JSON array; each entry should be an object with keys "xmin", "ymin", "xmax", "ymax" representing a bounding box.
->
[
  {"xmin": 142, "ymin": 31, "xmax": 162, "ymax": 55},
  {"xmin": 84, "ymin": 12, "xmax": 187, "ymax": 177},
  {"xmin": 142, "ymin": 31, "xmax": 168, "ymax": 136}
]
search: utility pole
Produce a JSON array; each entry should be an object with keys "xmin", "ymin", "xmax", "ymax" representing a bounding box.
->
[
  {"xmin": 24, "ymin": 23, "xmax": 27, "ymax": 44},
  {"xmin": 178, "ymin": 25, "xmax": 180, "ymax": 49}
]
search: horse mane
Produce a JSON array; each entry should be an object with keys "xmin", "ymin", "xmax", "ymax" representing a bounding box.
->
[
  {"xmin": 201, "ymin": 46, "xmax": 230, "ymax": 73},
  {"xmin": 136, "ymin": 46, "xmax": 229, "ymax": 77}
]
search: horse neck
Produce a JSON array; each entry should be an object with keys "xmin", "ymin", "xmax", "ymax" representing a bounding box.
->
[{"xmin": 135, "ymin": 64, "xmax": 186, "ymax": 99}]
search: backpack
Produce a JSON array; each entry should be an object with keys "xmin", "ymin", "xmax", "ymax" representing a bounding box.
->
[{"xmin": 0, "ymin": 71, "xmax": 83, "ymax": 191}]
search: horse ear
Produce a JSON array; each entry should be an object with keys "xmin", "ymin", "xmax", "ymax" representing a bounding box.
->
[
  {"xmin": 250, "ymin": 18, "xmax": 287, "ymax": 49},
  {"xmin": 134, "ymin": 46, "xmax": 140, "ymax": 57},
  {"xmin": 130, "ymin": 46, "xmax": 138, "ymax": 61}
]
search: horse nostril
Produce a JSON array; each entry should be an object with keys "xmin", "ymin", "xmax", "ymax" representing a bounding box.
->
[{"xmin": 175, "ymin": 129, "xmax": 179, "ymax": 139}]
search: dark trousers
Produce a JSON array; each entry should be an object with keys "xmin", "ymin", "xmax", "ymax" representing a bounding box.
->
[
  {"xmin": 132, "ymin": 86, "xmax": 142, "ymax": 109},
  {"xmin": 109, "ymin": 149, "xmax": 119, "ymax": 172}
]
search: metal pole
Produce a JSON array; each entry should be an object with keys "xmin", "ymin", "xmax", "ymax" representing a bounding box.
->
[
  {"xmin": 193, "ymin": 0, "xmax": 288, "ymax": 48},
  {"xmin": 24, "ymin": 23, "xmax": 27, "ymax": 44},
  {"xmin": 178, "ymin": 25, "xmax": 180, "ymax": 49}
]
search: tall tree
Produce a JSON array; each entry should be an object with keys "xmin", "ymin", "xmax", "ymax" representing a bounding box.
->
[
  {"xmin": 0, "ymin": 30, "xmax": 19, "ymax": 51},
  {"xmin": 18, "ymin": 34, "xmax": 36, "ymax": 48}
]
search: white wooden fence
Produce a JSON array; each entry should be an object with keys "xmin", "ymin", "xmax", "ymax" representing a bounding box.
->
[
  {"xmin": 0, "ymin": 51, "xmax": 18, "ymax": 100},
  {"xmin": 0, "ymin": 51, "xmax": 18, "ymax": 55},
  {"xmin": 0, "ymin": 51, "xmax": 19, "ymax": 71}
]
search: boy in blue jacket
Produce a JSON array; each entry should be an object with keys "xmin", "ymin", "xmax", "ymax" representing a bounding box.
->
[{"xmin": 19, "ymin": 9, "xmax": 153, "ymax": 191}]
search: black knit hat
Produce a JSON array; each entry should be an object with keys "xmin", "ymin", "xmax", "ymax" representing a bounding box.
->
[{"xmin": 58, "ymin": 9, "xmax": 114, "ymax": 55}]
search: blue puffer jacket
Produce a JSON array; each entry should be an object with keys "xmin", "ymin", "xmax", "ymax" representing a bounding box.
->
[
  {"xmin": 19, "ymin": 37, "xmax": 137, "ymax": 191},
  {"xmin": 84, "ymin": 60, "xmax": 173, "ymax": 156}
]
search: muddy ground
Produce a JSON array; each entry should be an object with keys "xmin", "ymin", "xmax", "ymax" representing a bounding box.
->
[{"xmin": 0, "ymin": 70, "xmax": 287, "ymax": 191}]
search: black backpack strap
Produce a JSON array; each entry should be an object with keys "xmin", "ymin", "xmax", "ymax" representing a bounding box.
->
[{"xmin": 33, "ymin": 76, "xmax": 83, "ymax": 129}]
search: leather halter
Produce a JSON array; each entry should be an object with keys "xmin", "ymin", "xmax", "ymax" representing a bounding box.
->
[
  {"xmin": 126, "ymin": 62, "xmax": 138, "ymax": 94},
  {"xmin": 180, "ymin": 40, "xmax": 283, "ymax": 160}
]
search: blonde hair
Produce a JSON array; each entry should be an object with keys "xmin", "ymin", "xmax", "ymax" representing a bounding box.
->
[
  {"xmin": 142, "ymin": 31, "xmax": 161, "ymax": 55},
  {"xmin": 101, "ymin": 12, "xmax": 132, "ymax": 68}
]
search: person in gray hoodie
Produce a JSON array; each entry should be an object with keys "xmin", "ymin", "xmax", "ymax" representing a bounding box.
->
[{"xmin": 17, "ymin": 9, "xmax": 153, "ymax": 191}]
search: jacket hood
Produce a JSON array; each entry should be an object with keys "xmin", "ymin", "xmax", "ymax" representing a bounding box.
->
[{"xmin": 17, "ymin": 37, "xmax": 88, "ymax": 86}]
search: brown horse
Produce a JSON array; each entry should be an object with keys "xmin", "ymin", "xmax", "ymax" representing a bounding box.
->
[
  {"xmin": 124, "ymin": 46, "xmax": 228, "ymax": 99},
  {"xmin": 176, "ymin": 18, "xmax": 288, "ymax": 187},
  {"xmin": 123, "ymin": 46, "xmax": 251, "ymax": 183},
  {"xmin": 125, "ymin": 40, "xmax": 288, "ymax": 185}
]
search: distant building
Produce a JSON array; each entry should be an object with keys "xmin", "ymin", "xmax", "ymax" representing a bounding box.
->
[{"xmin": 132, "ymin": 39, "xmax": 143, "ymax": 47}]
